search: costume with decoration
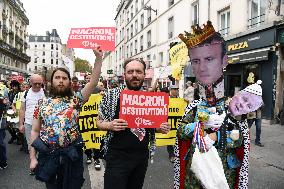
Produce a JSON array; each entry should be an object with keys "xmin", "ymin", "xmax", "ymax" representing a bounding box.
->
[{"xmin": 173, "ymin": 21, "xmax": 259, "ymax": 189}]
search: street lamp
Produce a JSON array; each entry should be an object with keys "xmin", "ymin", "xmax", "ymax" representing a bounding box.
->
[{"xmin": 143, "ymin": 5, "xmax": 157, "ymax": 15}]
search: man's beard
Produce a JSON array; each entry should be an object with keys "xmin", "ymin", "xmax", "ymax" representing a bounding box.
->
[
  {"xmin": 125, "ymin": 78, "xmax": 143, "ymax": 91},
  {"xmin": 50, "ymin": 85, "xmax": 72, "ymax": 97}
]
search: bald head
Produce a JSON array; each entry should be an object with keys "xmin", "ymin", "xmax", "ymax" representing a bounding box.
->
[{"xmin": 30, "ymin": 74, "xmax": 43, "ymax": 92}]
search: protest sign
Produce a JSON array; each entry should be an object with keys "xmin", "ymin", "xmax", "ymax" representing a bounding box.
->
[
  {"xmin": 156, "ymin": 98, "xmax": 187, "ymax": 146},
  {"xmin": 120, "ymin": 90, "xmax": 169, "ymax": 128},
  {"xmin": 78, "ymin": 94, "xmax": 106, "ymax": 149},
  {"xmin": 67, "ymin": 27, "xmax": 115, "ymax": 51}
]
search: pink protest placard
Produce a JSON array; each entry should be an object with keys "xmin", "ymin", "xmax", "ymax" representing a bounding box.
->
[
  {"xmin": 67, "ymin": 27, "xmax": 115, "ymax": 51},
  {"xmin": 119, "ymin": 90, "xmax": 169, "ymax": 128}
]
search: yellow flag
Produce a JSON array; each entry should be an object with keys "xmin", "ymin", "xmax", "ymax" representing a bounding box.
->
[{"xmin": 169, "ymin": 42, "xmax": 189, "ymax": 80}]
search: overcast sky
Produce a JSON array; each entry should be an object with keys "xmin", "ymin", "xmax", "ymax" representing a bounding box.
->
[{"xmin": 21, "ymin": 0, "xmax": 120, "ymax": 63}]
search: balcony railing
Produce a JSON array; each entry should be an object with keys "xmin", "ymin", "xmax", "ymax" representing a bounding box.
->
[
  {"xmin": 0, "ymin": 40, "xmax": 30, "ymax": 62},
  {"xmin": 247, "ymin": 14, "xmax": 265, "ymax": 28},
  {"xmin": 219, "ymin": 27, "xmax": 230, "ymax": 37}
]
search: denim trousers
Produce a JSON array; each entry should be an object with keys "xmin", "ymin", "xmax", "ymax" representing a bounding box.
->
[{"xmin": 248, "ymin": 118, "xmax": 262, "ymax": 143}]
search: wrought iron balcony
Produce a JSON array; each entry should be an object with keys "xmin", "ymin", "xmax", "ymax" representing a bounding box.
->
[
  {"xmin": 0, "ymin": 40, "xmax": 30, "ymax": 62},
  {"xmin": 247, "ymin": 14, "xmax": 265, "ymax": 28}
]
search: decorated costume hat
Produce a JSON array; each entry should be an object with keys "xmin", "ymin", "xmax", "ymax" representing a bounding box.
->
[
  {"xmin": 242, "ymin": 80, "xmax": 262, "ymax": 96},
  {"xmin": 179, "ymin": 21, "xmax": 218, "ymax": 49}
]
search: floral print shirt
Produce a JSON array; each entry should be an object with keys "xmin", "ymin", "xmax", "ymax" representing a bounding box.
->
[{"xmin": 33, "ymin": 92, "xmax": 84, "ymax": 148}]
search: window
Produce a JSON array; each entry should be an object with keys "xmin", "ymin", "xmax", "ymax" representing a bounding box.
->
[
  {"xmin": 119, "ymin": 30, "xmax": 122, "ymax": 41},
  {"xmin": 141, "ymin": 14, "xmax": 144, "ymax": 29},
  {"xmin": 147, "ymin": 9, "xmax": 151, "ymax": 24},
  {"xmin": 126, "ymin": 45, "xmax": 129, "ymax": 58},
  {"xmin": 135, "ymin": 40, "xmax": 138, "ymax": 54},
  {"xmin": 135, "ymin": 0, "xmax": 138, "ymax": 13},
  {"xmin": 135, "ymin": 20, "xmax": 138, "ymax": 34},
  {"xmin": 131, "ymin": 5, "xmax": 134, "ymax": 19},
  {"xmin": 219, "ymin": 9, "xmax": 230, "ymax": 37},
  {"xmin": 51, "ymin": 44, "xmax": 54, "ymax": 50},
  {"xmin": 127, "ymin": 11, "xmax": 130, "ymax": 22},
  {"xmin": 43, "ymin": 44, "xmax": 45, "ymax": 48},
  {"xmin": 147, "ymin": 30, "xmax": 151, "ymax": 48},
  {"xmin": 42, "ymin": 59, "xmax": 45, "ymax": 63},
  {"xmin": 127, "ymin": 28, "xmax": 129, "ymax": 40},
  {"xmin": 159, "ymin": 52, "xmax": 163, "ymax": 64},
  {"xmin": 51, "ymin": 51, "xmax": 53, "ymax": 57},
  {"xmin": 140, "ymin": 35, "xmax": 144, "ymax": 51},
  {"xmin": 192, "ymin": 2, "xmax": 199, "ymax": 25},
  {"xmin": 56, "ymin": 59, "xmax": 58, "ymax": 65},
  {"xmin": 51, "ymin": 59, "xmax": 53, "ymax": 64},
  {"xmin": 130, "ymin": 43, "xmax": 133, "ymax": 56},
  {"xmin": 122, "ymin": 27, "xmax": 124, "ymax": 40},
  {"xmin": 35, "ymin": 44, "xmax": 37, "ymax": 48},
  {"xmin": 119, "ymin": 47, "xmax": 122, "ymax": 59},
  {"xmin": 42, "ymin": 51, "xmax": 45, "ymax": 56},
  {"xmin": 168, "ymin": 16, "xmax": 174, "ymax": 39},
  {"xmin": 147, "ymin": 54, "xmax": 151, "ymax": 68},
  {"xmin": 141, "ymin": 0, "xmax": 144, "ymax": 7},
  {"xmin": 35, "ymin": 66, "xmax": 37, "ymax": 71},
  {"xmin": 168, "ymin": 0, "xmax": 174, "ymax": 7},
  {"xmin": 34, "ymin": 58, "xmax": 37, "ymax": 63},
  {"xmin": 56, "ymin": 44, "xmax": 58, "ymax": 50},
  {"xmin": 56, "ymin": 51, "xmax": 58, "ymax": 58},
  {"xmin": 130, "ymin": 24, "xmax": 133, "ymax": 38},
  {"xmin": 248, "ymin": 0, "xmax": 266, "ymax": 28}
]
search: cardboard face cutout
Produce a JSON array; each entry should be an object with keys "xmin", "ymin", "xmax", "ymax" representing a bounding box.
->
[
  {"xmin": 189, "ymin": 43, "xmax": 227, "ymax": 85},
  {"xmin": 229, "ymin": 91, "xmax": 263, "ymax": 116}
]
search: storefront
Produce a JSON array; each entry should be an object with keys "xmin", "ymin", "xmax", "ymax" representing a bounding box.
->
[
  {"xmin": 225, "ymin": 27, "xmax": 277, "ymax": 119},
  {"xmin": 154, "ymin": 66, "xmax": 172, "ymax": 88}
]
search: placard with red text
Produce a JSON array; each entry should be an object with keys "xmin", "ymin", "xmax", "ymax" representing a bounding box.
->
[
  {"xmin": 119, "ymin": 90, "xmax": 169, "ymax": 128},
  {"xmin": 67, "ymin": 27, "xmax": 115, "ymax": 51}
]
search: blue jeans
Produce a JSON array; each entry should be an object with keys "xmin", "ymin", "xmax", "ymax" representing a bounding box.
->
[
  {"xmin": 248, "ymin": 118, "xmax": 261, "ymax": 144},
  {"xmin": 0, "ymin": 129, "xmax": 7, "ymax": 163}
]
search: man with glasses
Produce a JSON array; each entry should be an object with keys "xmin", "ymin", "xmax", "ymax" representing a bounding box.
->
[{"xmin": 19, "ymin": 74, "xmax": 45, "ymax": 175}]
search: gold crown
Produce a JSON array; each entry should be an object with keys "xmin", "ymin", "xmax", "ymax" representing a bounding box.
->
[{"xmin": 179, "ymin": 21, "xmax": 216, "ymax": 49}]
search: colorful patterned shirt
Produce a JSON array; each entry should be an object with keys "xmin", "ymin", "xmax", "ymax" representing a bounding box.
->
[{"xmin": 33, "ymin": 92, "xmax": 84, "ymax": 148}]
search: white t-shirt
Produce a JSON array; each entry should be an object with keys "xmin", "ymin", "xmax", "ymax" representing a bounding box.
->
[{"xmin": 21, "ymin": 88, "xmax": 45, "ymax": 124}]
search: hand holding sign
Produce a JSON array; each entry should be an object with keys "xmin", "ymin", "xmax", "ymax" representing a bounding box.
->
[
  {"xmin": 92, "ymin": 46, "xmax": 103, "ymax": 61},
  {"xmin": 157, "ymin": 122, "xmax": 171, "ymax": 134},
  {"xmin": 110, "ymin": 119, "xmax": 128, "ymax": 131}
]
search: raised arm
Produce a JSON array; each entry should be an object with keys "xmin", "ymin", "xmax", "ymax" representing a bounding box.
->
[{"xmin": 81, "ymin": 47, "xmax": 103, "ymax": 101}]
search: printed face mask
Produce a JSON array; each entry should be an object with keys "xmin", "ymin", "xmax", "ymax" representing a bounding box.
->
[{"xmin": 229, "ymin": 91, "xmax": 263, "ymax": 116}]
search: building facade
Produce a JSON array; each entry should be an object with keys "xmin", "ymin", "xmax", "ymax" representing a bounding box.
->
[
  {"xmin": 104, "ymin": 0, "xmax": 284, "ymax": 120},
  {"xmin": 27, "ymin": 29, "xmax": 74, "ymax": 77},
  {"xmin": 0, "ymin": 0, "xmax": 30, "ymax": 80}
]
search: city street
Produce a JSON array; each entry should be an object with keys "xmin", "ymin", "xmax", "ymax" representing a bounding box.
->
[{"xmin": 0, "ymin": 122, "xmax": 283, "ymax": 189}]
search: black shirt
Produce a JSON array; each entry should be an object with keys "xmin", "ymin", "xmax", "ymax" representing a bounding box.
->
[{"xmin": 109, "ymin": 98, "xmax": 150, "ymax": 151}]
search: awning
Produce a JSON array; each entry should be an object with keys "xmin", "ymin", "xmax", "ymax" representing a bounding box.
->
[
  {"xmin": 228, "ymin": 47, "xmax": 270, "ymax": 64},
  {"xmin": 154, "ymin": 66, "xmax": 171, "ymax": 79}
]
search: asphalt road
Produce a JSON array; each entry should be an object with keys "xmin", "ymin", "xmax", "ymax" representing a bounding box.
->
[{"xmin": 0, "ymin": 123, "xmax": 283, "ymax": 189}]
